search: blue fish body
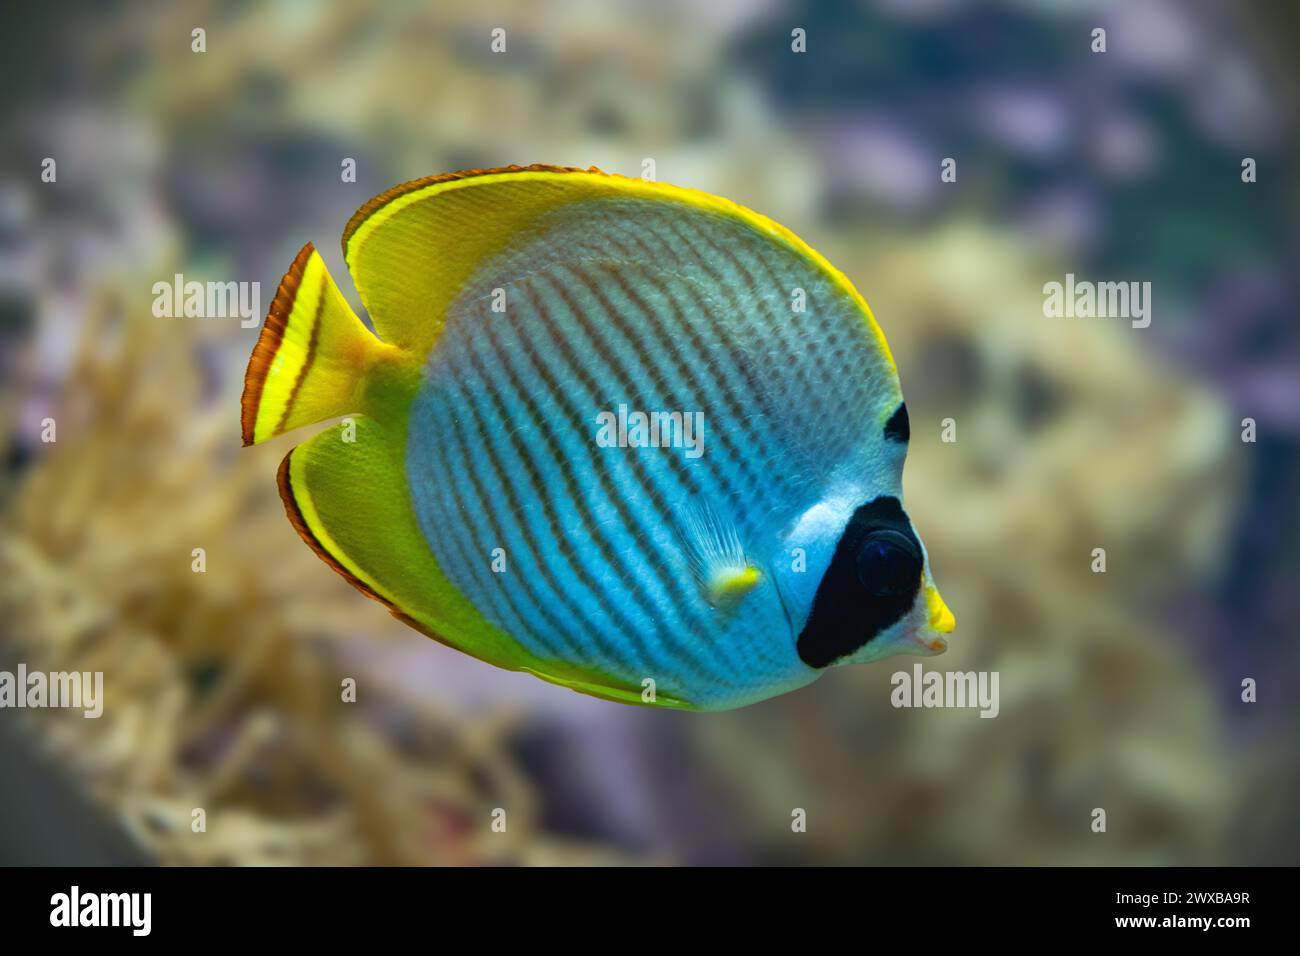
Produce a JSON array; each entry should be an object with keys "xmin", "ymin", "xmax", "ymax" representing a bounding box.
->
[{"xmin": 241, "ymin": 167, "xmax": 956, "ymax": 710}]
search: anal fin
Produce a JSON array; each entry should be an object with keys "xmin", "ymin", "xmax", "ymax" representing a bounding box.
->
[{"xmin": 278, "ymin": 416, "xmax": 693, "ymax": 708}]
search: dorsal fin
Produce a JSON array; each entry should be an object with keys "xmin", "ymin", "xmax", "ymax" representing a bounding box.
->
[{"xmin": 339, "ymin": 164, "xmax": 896, "ymax": 370}]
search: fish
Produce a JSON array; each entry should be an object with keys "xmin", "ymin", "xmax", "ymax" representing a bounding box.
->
[{"xmin": 240, "ymin": 164, "xmax": 955, "ymax": 711}]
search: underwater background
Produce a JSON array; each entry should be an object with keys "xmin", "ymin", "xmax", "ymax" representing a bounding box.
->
[{"xmin": 0, "ymin": 0, "xmax": 1296, "ymax": 865}]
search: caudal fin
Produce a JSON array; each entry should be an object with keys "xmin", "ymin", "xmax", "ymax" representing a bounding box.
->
[{"xmin": 241, "ymin": 243, "xmax": 390, "ymax": 445}]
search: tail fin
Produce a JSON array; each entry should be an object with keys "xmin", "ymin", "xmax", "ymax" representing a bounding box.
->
[{"xmin": 241, "ymin": 243, "xmax": 389, "ymax": 446}]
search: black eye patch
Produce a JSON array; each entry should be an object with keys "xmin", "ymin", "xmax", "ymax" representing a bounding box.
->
[{"xmin": 796, "ymin": 496, "xmax": 923, "ymax": 669}]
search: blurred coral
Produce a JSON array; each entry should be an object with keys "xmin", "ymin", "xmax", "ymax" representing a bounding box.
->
[{"xmin": 0, "ymin": 301, "xmax": 609, "ymax": 864}]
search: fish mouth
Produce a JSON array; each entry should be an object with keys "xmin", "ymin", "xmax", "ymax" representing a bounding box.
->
[
  {"xmin": 913, "ymin": 630, "xmax": 949, "ymax": 655},
  {"xmin": 904, "ymin": 585, "xmax": 954, "ymax": 654}
]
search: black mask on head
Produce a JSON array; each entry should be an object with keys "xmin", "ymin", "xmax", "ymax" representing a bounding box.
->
[{"xmin": 796, "ymin": 496, "xmax": 923, "ymax": 669}]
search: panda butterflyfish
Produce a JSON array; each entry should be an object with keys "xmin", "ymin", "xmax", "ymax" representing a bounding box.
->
[{"xmin": 241, "ymin": 164, "xmax": 956, "ymax": 711}]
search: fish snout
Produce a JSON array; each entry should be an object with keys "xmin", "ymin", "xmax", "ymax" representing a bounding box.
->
[{"xmin": 915, "ymin": 584, "xmax": 956, "ymax": 653}]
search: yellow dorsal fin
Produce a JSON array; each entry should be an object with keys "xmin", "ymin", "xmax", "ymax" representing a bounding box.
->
[{"xmin": 339, "ymin": 164, "xmax": 894, "ymax": 370}]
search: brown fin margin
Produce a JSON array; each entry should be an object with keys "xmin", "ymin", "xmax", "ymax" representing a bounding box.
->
[
  {"xmin": 271, "ymin": 267, "xmax": 327, "ymax": 437},
  {"xmin": 275, "ymin": 449, "xmax": 491, "ymax": 663},
  {"xmin": 277, "ymin": 446, "xmax": 390, "ymax": 607},
  {"xmin": 240, "ymin": 242, "xmax": 316, "ymax": 446},
  {"xmin": 340, "ymin": 163, "xmax": 609, "ymax": 256}
]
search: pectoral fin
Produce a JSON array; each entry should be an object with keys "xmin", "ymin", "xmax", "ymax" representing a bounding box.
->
[{"xmin": 677, "ymin": 500, "xmax": 762, "ymax": 610}]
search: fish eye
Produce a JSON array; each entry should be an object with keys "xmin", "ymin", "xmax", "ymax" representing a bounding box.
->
[{"xmin": 854, "ymin": 529, "xmax": 922, "ymax": 598}]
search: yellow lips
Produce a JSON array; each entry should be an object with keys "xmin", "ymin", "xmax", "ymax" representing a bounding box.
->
[{"xmin": 925, "ymin": 585, "xmax": 956, "ymax": 634}]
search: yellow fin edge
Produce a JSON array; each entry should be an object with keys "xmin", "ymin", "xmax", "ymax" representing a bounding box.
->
[{"xmin": 342, "ymin": 164, "xmax": 897, "ymax": 375}]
